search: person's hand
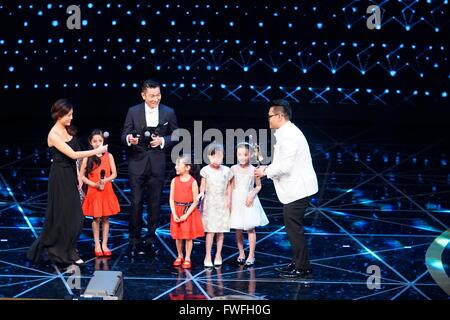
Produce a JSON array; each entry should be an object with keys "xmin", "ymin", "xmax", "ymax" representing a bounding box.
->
[
  {"xmin": 197, "ymin": 192, "xmax": 205, "ymax": 202},
  {"xmin": 150, "ymin": 135, "xmax": 163, "ymax": 148},
  {"xmin": 172, "ymin": 214, "xmax": 181, "ymax": 223},
  {"xmin": 254, "ymin": 165, "xmax": 267, "ymax": 179},
  {"xmin": 245, "ymin": 194, "xmax": 255, "ymax": 207},
  {"xmin": 97, "ymin": 144, "xmax": 108, "ymax": 154},
  {"xmin": 128, "ymin": 135, "xmax": 139, "ymax": 145},
  {"xmin": 77, "ymin": 177, "xmax": 83, "ymax": 191},
  {"xmin": 96, "ymin": 180, "xmax": 105, "ymax": 191},
  {"xmin": 179, "ymin": 214, "xmax": 188, "ymax": 222}
]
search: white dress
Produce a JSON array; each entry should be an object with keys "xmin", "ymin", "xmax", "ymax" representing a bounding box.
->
[
  {"xmin": 230, "ymin": 165, "xmax": 269, "ymax": 230},
  {"xmin": 200, "ymin": 165, "xmax": 233, "ymax": 233}
]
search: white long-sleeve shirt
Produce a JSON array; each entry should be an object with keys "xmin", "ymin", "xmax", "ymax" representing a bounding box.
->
[
  {"xmin": 126, "ymin": 103, "xmax": 164, "ymax": 148},
  {"xmin": 265, "ymin": 121, "xmax": 318, "ymax": 204}
]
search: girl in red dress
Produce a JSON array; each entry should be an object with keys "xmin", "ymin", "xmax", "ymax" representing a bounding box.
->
[
  {"xmin": 169, "ymin": 155, "xmax": 204, "ymax": 269},
  {"xmin": 80, "ymin": 129, "xmax": 120, "ymax": 257}
]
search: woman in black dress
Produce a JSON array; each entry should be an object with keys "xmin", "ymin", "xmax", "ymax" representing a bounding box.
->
[{"xmin": 27, "ymin": 99, "xmax": 108, "ymax": 267}]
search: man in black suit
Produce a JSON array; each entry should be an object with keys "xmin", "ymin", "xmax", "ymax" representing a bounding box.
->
[{"xmin": 121, "ymin": 79, "xmax": 178, "ymax": 255}]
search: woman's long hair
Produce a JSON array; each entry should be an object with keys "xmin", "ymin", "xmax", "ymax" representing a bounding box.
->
[
  {"xmin": 85, "ymin": 129, "xmax": 105, "ymax": 175},
  {"xmin": 50, "ymin": 98, "xmax": 77, "ymax": 136}
]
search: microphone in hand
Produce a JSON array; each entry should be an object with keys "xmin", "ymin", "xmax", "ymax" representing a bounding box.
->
[{"xmin": 98, "ymin": 169, "xmax": 106, "ymax": 191}]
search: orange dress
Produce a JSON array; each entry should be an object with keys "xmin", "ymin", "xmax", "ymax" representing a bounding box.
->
[
  {"xmin": 82, "ymin": 153, "xmax": 120, "ymax": 217},
  {"xmin": 170, "ymin": 176, "xmax": 204, "ymax": 240}
]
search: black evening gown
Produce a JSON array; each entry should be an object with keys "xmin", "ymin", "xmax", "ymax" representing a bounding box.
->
[{"xmin": 27, "ymin": 138, "xmax": 84, "ymax": 266}]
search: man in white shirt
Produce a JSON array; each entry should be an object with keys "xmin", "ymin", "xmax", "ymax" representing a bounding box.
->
[
  {"xmin": 121, "ymin": 79, "xmax": 178, "ymax": 256},
  {"xmin": 255, "ymin": 99, "xmax": 318, "ymax": 278}
]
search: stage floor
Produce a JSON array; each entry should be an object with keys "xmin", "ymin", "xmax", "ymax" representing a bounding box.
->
[{"xmin": 1, "ymin": 125, "xmax": 449, "ymax": 300}]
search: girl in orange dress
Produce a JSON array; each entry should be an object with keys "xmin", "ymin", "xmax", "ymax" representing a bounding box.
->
[
  {"xmin": 169, "ymin": 155, "xmax": 204, "ymax": 269},
  {"xmin": 80, "ymin": 129, "xmax": 120, "ymax": 257}
]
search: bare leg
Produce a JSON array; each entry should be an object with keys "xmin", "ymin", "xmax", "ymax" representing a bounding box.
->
[
  {"xmin": 215, "ymin": 233, "xmax": 224, "ymax": 261},
  {"xmin": 92, "ymin": 218, "xmax": 101, "ymax": 252},
  {"xmin": 175, "ymin": 239, "xmax": 184, "ymax": 258},
  {"xmin": 101, "ymin": 217, "xmax": 110, "ymax": 251},
  {"xmin": 247, "ymin": 228, "xmax": 256, "ymax": 261},
  {"xmin": 236, "ymin": 230, "xmax": 245, "ymax": 259},
  {"xmin": 185, "ymin": 240, "xmax": 193, "ymax": 261},
  {"xmin": 205, "ymin": 233, "xmax": 214, "ymax": 264}
]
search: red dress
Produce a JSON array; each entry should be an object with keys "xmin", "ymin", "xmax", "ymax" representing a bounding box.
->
[
  {"xmin": 170, "ymin": 176, "xmax": 204, "ymax": 240},
  {"xmin": 82, "ymin": 153, "xmax": 120, "ymax": 217}
]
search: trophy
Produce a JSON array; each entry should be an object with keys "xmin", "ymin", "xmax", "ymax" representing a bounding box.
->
[{"xmin": 249, "ymin": 135, "xmax": 263, "ymax": 167}]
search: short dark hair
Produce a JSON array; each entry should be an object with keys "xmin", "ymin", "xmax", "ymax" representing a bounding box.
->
[
  {"xmin": 270, "ymin": 99, "xmax": 292, "ymax": 120},
  {"xmin": 206, "ymin": 143, "xmax": 224, "ymax": 156},
  {"xmin": 142, "ymin": 79, "xmax": 161, "ymax": 92}
]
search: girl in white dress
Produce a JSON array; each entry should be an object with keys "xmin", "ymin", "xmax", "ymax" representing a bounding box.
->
[
  {"xmin": 198, "ymin": 143, "xmax": 233, "ymax": 267},
  {"xmin": 230, "ymin": 143, "xmax": 269, "ymax": 266}
]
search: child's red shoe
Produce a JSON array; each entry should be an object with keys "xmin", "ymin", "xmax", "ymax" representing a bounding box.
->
[
  {"xmin": 181, "ymin": 260, "xmax": 191, "ymax": 269},
  {"xmin": 173, "ymin": 257, "xmax": 184, "ymax": 267},
  {"xmin": 95, "ymin": 250, "xmax": 104, "ymax": 257}
]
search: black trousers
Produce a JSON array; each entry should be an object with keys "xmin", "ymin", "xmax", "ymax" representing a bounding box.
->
[
  {"xmin": 128, "ymin": 151, "xmax": 166, "ymax": 240},
  {"xmin": 283, "ymin": 196, "xmax": 311, "ymax": 270}
]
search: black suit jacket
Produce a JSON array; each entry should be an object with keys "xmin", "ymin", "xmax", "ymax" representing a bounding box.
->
[{"xmin": 121, "ymin": 103, "xmax": 179, "ymax": 175}]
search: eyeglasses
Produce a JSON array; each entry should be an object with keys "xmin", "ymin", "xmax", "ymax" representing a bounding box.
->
[
  {"xmin": 267, "ymin": 113, "xmax": 281, "ymax": 119},
  {"xmin": 146, "ymin": 94, "xmax": 161, "ymax": 99}
]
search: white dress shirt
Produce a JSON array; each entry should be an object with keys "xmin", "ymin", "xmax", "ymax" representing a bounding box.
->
[
  {"xmin": 265, "ymin": 121, "xmax": 318, "ymax": 204},
  {"xmin": 127, "ymin": 103, "xmax": 164, "ymax": 148}
]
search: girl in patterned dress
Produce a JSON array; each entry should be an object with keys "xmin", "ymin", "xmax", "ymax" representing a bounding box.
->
[{"xmin": 198, "ymin": 144, "xmax": 233, "ymax": 267}]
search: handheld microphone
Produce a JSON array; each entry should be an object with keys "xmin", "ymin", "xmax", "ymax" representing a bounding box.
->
[
  {"xmin": 100, "ymin": 169, "xmax": 105, "ymax": 180},
  {"xmin": 144, "ymin": 130, "xmax": 151, "ymax": 138},
  {"xmin": 131, "ymin": 130, "xmax": 140, "ymax": 138}
]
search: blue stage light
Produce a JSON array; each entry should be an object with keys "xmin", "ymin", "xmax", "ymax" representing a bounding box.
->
[
  {"xmin": 8, "ymin": 66, "xmax": 14, "ymax": 72},
  {"xmin": 390, "ymin": 70, "xmax": 396, "ymax": 77},
  {"xmin": 316, "ymin": 23, "xmax": 323, "ymax": 29},
  {"xmin": 442, "ymin": 92, "xmax": 448, "ymax": 98},
  {"xmin": 82, "ymin": 20, "xmax": 88, "ymax": 26},
  {"xmin": 52, "ymin": 20, "xmax": 58, "ymax": 27},
  {"xmin": 127, "ymin": 65, "xmax": 132, "ymax": 70}
]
